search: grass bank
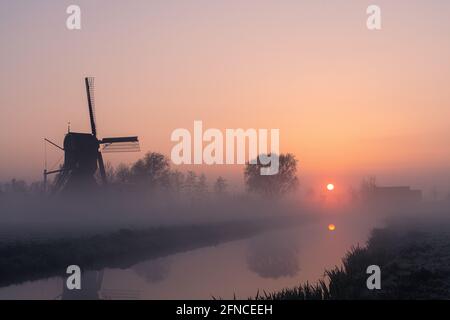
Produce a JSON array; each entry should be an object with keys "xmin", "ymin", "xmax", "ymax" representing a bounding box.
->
[{"xmin": 258, "ymin": 226, "xmax": 450, "ymax": 300}]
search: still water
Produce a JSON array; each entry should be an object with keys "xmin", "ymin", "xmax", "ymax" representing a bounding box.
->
[{"xmin": 0, "ymin": 215, "xmax": 376, "ymax": 299}]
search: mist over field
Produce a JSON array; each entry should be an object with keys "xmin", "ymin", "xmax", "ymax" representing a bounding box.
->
[
  {"xmin": 0, "ymin": 191, "xmax": 305, "ymax": 240},
  {"xmin": 1, "ymin": 150, "xmax": 450, "ymax": 300}
]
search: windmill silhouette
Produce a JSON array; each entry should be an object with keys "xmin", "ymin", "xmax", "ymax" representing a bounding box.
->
[{"xmin": 44, "ymin": 77, "xmax": 140, "ymax": 192}]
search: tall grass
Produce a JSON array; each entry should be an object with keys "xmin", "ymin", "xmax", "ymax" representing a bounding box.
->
[
  {"xmin": 255, "ymin": 227, "xmax": 450, "ymax": 300},
  {"xmin": 255, "ymin": 245, "xmax": 379, "ymax": 300}
]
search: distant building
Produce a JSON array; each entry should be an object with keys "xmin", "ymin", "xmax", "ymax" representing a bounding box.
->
[{"xmin": 369, "ymin": 186, "xmax": 422, "ymax": 205}]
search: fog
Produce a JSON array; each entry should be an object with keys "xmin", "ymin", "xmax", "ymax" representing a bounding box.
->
[
  {"xmin": 1, "ymin": 184, "xmax": 449, "ymax": 240},
  {"xmin": 1, "ymin": 173, "xmax": 450, "ymax": 299},
  {"xmin": 0, "ymin": 191, "xmax": 309, "ymax": 241}
]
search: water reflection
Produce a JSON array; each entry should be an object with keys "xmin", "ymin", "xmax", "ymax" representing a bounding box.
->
[
  {"xmin": 0, "ymin": 217, "xmax": 375, "ymax": 299},
  {"xmin": 246, "ymin": 232, "xmax": 300, "ymax": 279},
  {"xmin": 132, "ymin": 257, "xmax": 171, "ymax": 284},
  {"xmin": 61, "ymin": 270, "xmax": 103, "ymax": 300}
]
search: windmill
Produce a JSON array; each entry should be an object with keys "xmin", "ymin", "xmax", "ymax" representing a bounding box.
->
[{"xmin": 44, "ymin": 77, "xmax": 140, "ymax": 192}]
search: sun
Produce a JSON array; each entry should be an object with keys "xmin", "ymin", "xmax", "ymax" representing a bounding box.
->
[
  {"xmin": 328, "ymin": 224, "xmax": 336, "ymax": 231},
  {"xmin": 326, "ymin": 183, "xmax": 335, "ymax": 191}
]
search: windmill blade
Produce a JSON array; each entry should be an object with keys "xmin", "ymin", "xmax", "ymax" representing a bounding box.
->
[
  {"xmin": 85, "ymin": 77, "xmax": 97, "ymax": 137},
  {"xmin": 100, "ymin": 136, "xmax": 140, "ymax": 153},
  {"xmin": 52, "ymin": 169, "xmax": 70, "ymax": 194},
  {"xmin": 100, "ymin": 136, "xmax": 138, "ymax": 144},
  {"xmin": 101, "ymin": 141, "xmax": 140, "ymax": 153},
  {"xmin": 97, "ymin": 151, "xmax": 107, "ymax": 185}
]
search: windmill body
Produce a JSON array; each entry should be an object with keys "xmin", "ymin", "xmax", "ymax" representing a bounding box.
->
[
  {"xmin": 59, "ymin": 132, "xmax": 99, "ymax": 190},
  {"xmin": 45, "ymin": 77, "xmax": 140, "ymax": 193}
]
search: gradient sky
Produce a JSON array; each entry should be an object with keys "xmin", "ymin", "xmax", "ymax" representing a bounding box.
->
[{"xmin": 1, "ymin": 0, "xmax": 450, "ymax": 193}]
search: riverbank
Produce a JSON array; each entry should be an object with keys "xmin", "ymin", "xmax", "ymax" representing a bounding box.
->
[
  {"xmin": 0, "ymin": 215, "xmax": 310, "ymax": 288},
  {"xmin": 260, "ymin": 223, "xmax": 450, "ymax": 300}
]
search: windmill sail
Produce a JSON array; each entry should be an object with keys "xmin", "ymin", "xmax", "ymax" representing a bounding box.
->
[
  {"xmin": 85, "ymin": 77, "xmax": 108, "ymax": 185},
  {"xmin": 97, "ymin": 151, "xmax": 107, "ymax": 185},
  {"xmin": 85, "ymin": 77, "xmax": 97, "ymax": 137},
  {"xmin": 100, "ymin": 136, "xmax": 140, "ymax": 153}
]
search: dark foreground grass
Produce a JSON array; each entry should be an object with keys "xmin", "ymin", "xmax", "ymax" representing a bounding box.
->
[{"xmin": 257, "ymin": 227, "xmax": 450, "ymax": 300}]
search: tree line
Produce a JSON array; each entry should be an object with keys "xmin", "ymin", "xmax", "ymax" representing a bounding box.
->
[{"xmin": 0, "ymin": 152, "xmax": 299, "ymax": 199}]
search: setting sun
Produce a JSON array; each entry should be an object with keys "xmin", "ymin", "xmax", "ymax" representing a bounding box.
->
[{"xmin": 327, "ymin": 183, "xmax": 335, "ymax": 191}]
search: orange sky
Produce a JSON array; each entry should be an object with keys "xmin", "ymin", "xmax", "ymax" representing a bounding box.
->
[{"xmin": 1, "ymin": 1, "xmax": 450, "ymax": 193}]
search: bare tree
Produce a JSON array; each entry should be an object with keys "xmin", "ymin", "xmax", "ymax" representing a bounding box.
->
[
  {"xmin": 115, "ymin": 163, "xmax": 131, "ymax": 184},
  {"xmin": 214, "ymin": 176, "xmax": 228, "ymax": 195},
  {"xmin": 244, "ymin": 153, "xmax": 298, "ymax": 198},
  {"xmin": 168, "ymin": 170, "xmax": 185, "ymax": 194},
  {"xmin": 184, "ymin": 171, "xmax": 198, "ymax": 196},
  {"xmin": 360, "ymin": 176, "xmax": 377, "ymax": 201},
  {"xmin": 4, "ymin": 179, "xmax": 28, "ymax": 194},
  {"xmin": 196, "ymin": 174, "xmax": 208, "ymax": 196},
  {"xmin": 129, "ymin": 152, "xmax": 171, "ymax": 189}
]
